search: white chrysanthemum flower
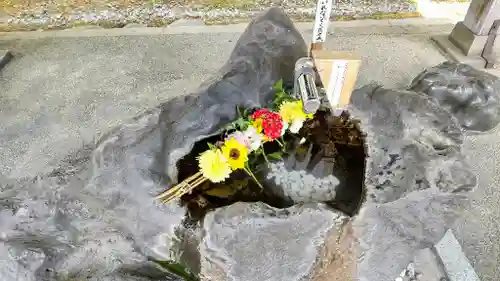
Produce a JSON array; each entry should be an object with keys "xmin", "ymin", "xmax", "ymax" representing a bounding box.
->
[
  {"xmin": 227, "ymin": 130, "xmax": 251, "ymax": 150},
  {"xmin": 289, "ymin": 118, "xmax": 305, "ymax": 134},
  {"xmin": 280, "ymin": 121, "xmax": 288, "ymax": 136},
  {"xmin": 243, "ymin": 126, "xmax": 263, "ymax": 152}
]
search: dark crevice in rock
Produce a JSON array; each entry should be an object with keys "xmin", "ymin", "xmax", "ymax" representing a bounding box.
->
[
  {"xmin": 175, "ymin": 134, "xmax": 292, "ymax": 222},
  {"xmin": 303, "ymin": 110, "xmax": 367, "ymax": 216}
]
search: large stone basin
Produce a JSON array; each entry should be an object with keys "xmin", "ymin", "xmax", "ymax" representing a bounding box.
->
[{"xmin": 1, "ymin": 7, "xmax": 499, "ymax": 281}]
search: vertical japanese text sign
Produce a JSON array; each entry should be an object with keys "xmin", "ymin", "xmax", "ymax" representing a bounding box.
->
[{"xmin": 311, "ymin": 0, "xmax": 334, "ymax": 50}]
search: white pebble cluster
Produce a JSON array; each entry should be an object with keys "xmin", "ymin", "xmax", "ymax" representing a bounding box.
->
[{"xmin": 266, "ymin": 161, "xmax": 340, "ymax": 203}]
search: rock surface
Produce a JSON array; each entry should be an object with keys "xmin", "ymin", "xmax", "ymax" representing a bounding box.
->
[
  {"xmin": 264, "ymin": 111, "xmax": 366, "ymax": 215},
  {"xmin": 197, "ymin": 83, "xmax": 479, "ymax": 281},
  {"xmin": 0, "ymin": 7, "xmax": 485, "ymax": 281},
  {"xmin": 156, "ymin": 7, "xmax": 307, "ymax": 184},
  {"xmin": 349, "ymin": 85, "xmax": 477, "ymax": 281},
  {"xmin": 265, "ymin": 160, "xmax": 340, "ymax": 204},
  {"xmin": 0, "ymin": 108, "xmax": 191, "ymax": 281},
  {"xmin": 199, "ymin": 202, "xmax": 350, "ymax": 281},
  {"xmin": 409, "ymin": 61, "xmax": 500, "ymax": 132},
  {"xmin": 0, "ymin": 7, "xmax": 309, "ymax": 281}
]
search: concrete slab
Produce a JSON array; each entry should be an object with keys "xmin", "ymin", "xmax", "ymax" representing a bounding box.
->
[
  {"xmin": 432, "ymin": 34, "xmax": 487, "ymax": 69},
  {"xmin": 436, "ymin": 230, "xmax": 481, "ymax": 281},
  {"xmin": 456, "ymin": 124, "xmax": 500, "ymax": 281},
  {"xmin": 394, "ymin": 248, "xmax": 449, "ymax": 281},
  {"xmin": 414, "ymin": 248, "xmax": 449, "ymax": 281},
  {"xmin": 0, "ymin": 18, "xmax": 456, "ymax": 39}
]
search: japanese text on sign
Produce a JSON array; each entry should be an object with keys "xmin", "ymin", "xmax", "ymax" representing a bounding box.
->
[
  {"xmin": 312, "ymin": 0, "xmax": 333, "ymax": 43},
  {"xmin": 326, "ymin": 59, "xmax": 348, "ymax": 109}
]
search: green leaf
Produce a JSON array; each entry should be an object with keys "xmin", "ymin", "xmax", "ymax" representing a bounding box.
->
[
  {"xmin": 236, "ymin": 105, "xmax": 244, "ymax": 118},
  {"xmin": 152, "ymin": 260, "xmax": 199, "ymax": 281},
  {"xmin": 236, "ymin": 105, "xmax": 251, "ymax": 118},
  {"xmin": 242, "ymin": 107, "xmax": 249, "ymax": 117},
  {"xmin": 267, "ymin": 152, "xmax": 283, "ymax": 160},
  {"xmin": 273, "ymin": 79, "xmax": 283, "ymax": 91},
  {"xmin": 235, "ymin": 118, "xmax": 243, "ymax": 126},
  {"xmin": 234, "ymin": 118, "xmax": 250, "ymax": 131},
  {"xmin": 207, "ymin": 143, "xmax": 216, "ymax": 150},
  {"xmin": 224, "ymin": 122, "xmax": 236, "ymax": 131},
  {"xmin": 271, "ymin": 88, "xmax": 296, "ymax": 110}
]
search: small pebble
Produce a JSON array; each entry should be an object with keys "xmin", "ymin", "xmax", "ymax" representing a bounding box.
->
[{"xmin": 406, "ymin": 262, "xmax": 415, "ymax": 277}]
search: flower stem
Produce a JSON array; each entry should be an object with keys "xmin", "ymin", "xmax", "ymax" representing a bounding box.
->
[
  {"xmin": 244, "ymin": 166, "xmax": 264, "ymax": 189},
  {"xmin": 261, "ymin": 147, "xmax": 269, "ymax": 163},
  {"xmin": 280, "ymin": 136, "xmax": 286, "ymax": 151},
  {"xmin": 276, "ymin": 139, "xmax": 284, "ymax": 147}
]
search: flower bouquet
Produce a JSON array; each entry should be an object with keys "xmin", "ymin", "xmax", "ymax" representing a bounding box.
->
[{"xmin": 156, "ymin": 80, "xmax": 317, "ymax": 203}]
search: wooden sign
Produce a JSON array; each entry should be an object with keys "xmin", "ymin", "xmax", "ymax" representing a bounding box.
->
[
  {"xmin": 311, "ymin": 50, "xmax": 361, "ymax": 114},
  {"xmin": 311, "ymin": 0, "xmax": 334, "ymax": 51}
]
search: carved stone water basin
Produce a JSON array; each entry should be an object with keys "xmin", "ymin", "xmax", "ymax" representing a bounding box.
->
[{"xmin": 1, "ymin": 7, "xmax": 499, "ymax": 281}]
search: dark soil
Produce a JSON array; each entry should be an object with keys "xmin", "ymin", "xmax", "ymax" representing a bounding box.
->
[{"xmin": 301, "ymin": 110, "xmax": 366, "ymax": 216}]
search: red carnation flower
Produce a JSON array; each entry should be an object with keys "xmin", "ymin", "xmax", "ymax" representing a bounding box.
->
[
  {"xmin": 262, "ymin": 111, "xmax": 283, "ymax": 140},
  {"xmin": 251, "ymin": 108, "xmax": 270, "ymax": 120},
  {"xmin": 250, "ymin": 108, "xmax": 283, "ymax": 141}
]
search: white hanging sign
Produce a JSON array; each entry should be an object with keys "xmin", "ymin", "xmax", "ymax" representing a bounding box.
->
[
  {"xmin": 312, "ymin": 0, "xmax": 334, "ymax": 44},
  {"xmin": 326, "ymin": 59, "xmax": 348, "ymax": 109}
]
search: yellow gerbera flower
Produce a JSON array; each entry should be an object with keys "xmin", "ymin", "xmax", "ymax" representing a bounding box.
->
[
  {"xmin": 221, "ymin": 137, "xmax": 249, "ymax": 170},
  {"xmin": 279, "ymin": 101, "xmax": 313, "ymax": 124},
  {"xmin": 197, "ymin": 149, "xmax": 232, "ymax": 183}
]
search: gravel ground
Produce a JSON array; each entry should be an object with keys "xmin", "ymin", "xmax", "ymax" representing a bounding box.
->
[{"xmin": 0, "ymin": 0, "xmax": 418, "ymax": 31}]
